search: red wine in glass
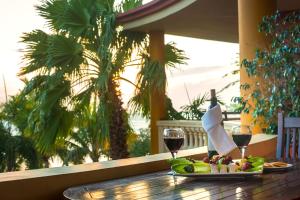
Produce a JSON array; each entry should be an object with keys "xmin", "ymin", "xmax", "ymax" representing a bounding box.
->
[
  {"xmin": 164, "ymin": 138, "xmax": 184, "ymax": 153},
  {"xmin": 163, "ymin": 128, "xmax": 184, "ymax": 159},
  {"xmin": 232, "ymin": 134, "xmax": 252, "ymax": 148},
  {"xmin": 231, "ymin": 125, "xmax": 252, "ymax": 159}
]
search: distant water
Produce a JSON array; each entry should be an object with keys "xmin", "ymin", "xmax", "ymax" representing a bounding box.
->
[{"xmin": 130, "ymin": 116, "xmax": 149, "ymax": 132}]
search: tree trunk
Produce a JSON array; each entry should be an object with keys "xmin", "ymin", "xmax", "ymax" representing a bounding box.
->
[
  {"xmin": 6, "ymin": 137, "xmax": 17, "ymax": 172},
  {"xmin": 108, "ymin": 79, "xmax": 129, "ymax": 160},
  {"xmin": 42, "ymin": 156, "xmax": 50, "ymax": 168},
  {"xmin": 90, "ymin": 149, "xmax": 100, "ymax": 162}
]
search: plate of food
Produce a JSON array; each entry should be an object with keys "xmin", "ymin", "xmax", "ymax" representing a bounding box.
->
[
  {"xmin": 168, "ymin": 155, "xmax": 264, "ymax": 178},
  {"xmin": 263, "ymin": 161, "xmax": 293, "ymax": 172}
]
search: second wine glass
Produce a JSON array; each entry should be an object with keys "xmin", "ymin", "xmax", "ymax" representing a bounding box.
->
[
  {"xmin": 231, "ymin": 125, "xmax": 252, "ymax": 159},
  {"xmin": 163, "ymin": 128, "xmax": 184, "ymax": 159}
]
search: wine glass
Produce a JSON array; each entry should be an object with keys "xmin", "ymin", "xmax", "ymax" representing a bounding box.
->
[
  {"xmin": 163, "ymin": 128, "xmax": 184, "ymax": 159},
  {"xmin": 231, "ymin": 125, "xmax": 252, "ymax": 159}
]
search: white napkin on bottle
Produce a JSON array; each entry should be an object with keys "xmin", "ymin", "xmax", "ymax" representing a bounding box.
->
[{"xmin": 201, "ymin": 104, "xmax": 237, "ymax": 155}]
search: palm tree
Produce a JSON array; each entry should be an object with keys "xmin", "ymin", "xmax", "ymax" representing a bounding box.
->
[
  {"xmin": 19, "ymin": 0, "xmax": 188, "ymax": 160},
  {"xmin": 19, "ymin": 0, "xmax": 150, "ymax": 160}
]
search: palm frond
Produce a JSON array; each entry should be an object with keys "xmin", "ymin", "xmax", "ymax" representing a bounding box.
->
[
  {"xmin": 26, "ymin": 106, "xmax": 74, "ymax": 153},
  {"xmin": 21, "ymin": 75, "xmax": 48, "ymax": 95},
  {"xmin": 36, "ymin": 0, "xmax": 67, "ymax": 31},
  {"xmin": 165, "ymin": 42, "xmax": 189, "ymax": 68},
  {"xmin": 114, "ymin": 30, "xmax": 148, "ymax": 71},
  {"xmin": 47, "ymin": 35, "xmax": 84, "ymax": 71},
  {"xmin": 128, "ymin": 42, "xmax": 188, "ymax": 118},
  {"xmin": 222, "ymin": 69, "xmax": 240, "ymax": 78},
  {"xmin": 218, "ymin": 80, "xmax": 240, "ymax": 93},
  {"xmin": 166, "ymin": 97, "xmax": 185, "ymax": 120},
  {"xmin": 128, "ymin": 89, "xmax": 150, "ymax": 117},
  {"xmin": 20, "ymin": 30, "xmax": 50, "ymax": 75},
  {"xmin": 128, "ymin": 59, "xmax": 165, "ymax": 117}
]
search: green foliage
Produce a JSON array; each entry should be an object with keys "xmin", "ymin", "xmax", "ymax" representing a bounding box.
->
[
  {"xmin": 118, "ymin": 0, "xmax": 143, "ymax": 12},
  {"xmin": 165, "ymin": 42, "xmax": 189, "ymax": 68},
  {"xmin": 129, "ymin": 129, "xmax": 150, "ymax": 157},
  {"xmin": 179, "ymin": 93, "xmax": 224, "ymax": 120},
  {"xmin": 15, "ymin": 0, "xmax": 188, "ymax": 162},
  {"xmin": 226, "ymin": 98, "xmax": 244, "ymax": 113},
  {"xmin": 128, "ymin": 42, "xmax": 189, "ymax": 118},
  {"xmin": 166, "ymin": 97, "xmax": 185, "ymax": 120},
  {"xmin": 0, "ymin": 91, "xmax": 112, "ymax": 170},
  {"xmin": 130, "ymin": 91, "xmax": 225, "ymax": 121},
  {"xmin": 240, "ymin": 11, "xmax": 300, "ymax": 134},
  {"xmin": 0, "ymin": 98, "xmax": 42, "ymax": 172},
  {"xmin": 180, "ymin": 94, "xmax": 208, "ymax": 120},
  {"xmin": 58, "ymin": 104, "xmax": 109, "ymax": 164},
  {"xmin": 20, "ymin": 0, "xmax": 146, "ymax": 157}
]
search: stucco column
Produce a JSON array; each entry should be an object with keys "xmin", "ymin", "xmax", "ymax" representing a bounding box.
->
[
  {"xmin": 149, "ymin": 30, "xmax": 166, "ymax": 154},
  {"xmin": 238, "ymin": 0, "xmax": 276, "ymax": 133}
]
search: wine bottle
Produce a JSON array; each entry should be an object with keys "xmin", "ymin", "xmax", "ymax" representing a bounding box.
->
[{"xmin": 207, "ymin": 89, "xmax": 219, "ymax": 158}]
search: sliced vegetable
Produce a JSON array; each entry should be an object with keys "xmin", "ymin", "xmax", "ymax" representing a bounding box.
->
[
  {"xmin": 247, "ymin": 156, "xmax": 264, "ymax": 164},
  {"xmin": 193, "ymin": 162, "xmax": 210, "ymax": 173},
  {"xmin": 172, "ymin": 164, "xmax": 191, "ymax": 174},
  {"xmin": 168, "ymin": 158, "xmax": 192, "ymax": 166}
]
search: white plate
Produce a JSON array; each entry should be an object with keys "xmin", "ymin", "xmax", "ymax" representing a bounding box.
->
[
  {"xmin": 263, "ymin": 163, "xmax": 294, "ymax": 172},
  {"xmin": 170, "ymin": 159, "xmax": 264, "ymax": 179},
  {"xmin": 171, "ymin": 171, "xmax": 262, "ymax": 178},
  {"xmin": 170, "ymin": 159, "xmax": 264, "ymax": 178}
]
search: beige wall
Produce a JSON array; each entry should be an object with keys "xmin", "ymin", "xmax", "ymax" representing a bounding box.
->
[{"xmin": 238, "ymin": 0, "xmax": 276, "ymax": 133}]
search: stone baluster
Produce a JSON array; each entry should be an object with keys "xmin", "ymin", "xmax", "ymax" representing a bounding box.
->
[
  {"xmin": 194, "ymin": 131, "xmax": 199, "ymax": 147},
  {"xmin": 156, "ymin": 120, "xmax": 238, "ymax": 152},
  {"xmin": 189, "ymin": 131, "xmax": 194, "ymax": 148},
  {"xmin": 204, "ymin": 134, "xmax": 208, "ymax": 146},
  {"xmin": 199, "ymin": 132, "xmax": 204, "ymax": 146},
  {"xmin": 183, "ymin": 132, "xmax": 188, "ymax": 149},
  {"xmin": 158, "ymin": 126, "xmax": 165, "ymax": 153}
]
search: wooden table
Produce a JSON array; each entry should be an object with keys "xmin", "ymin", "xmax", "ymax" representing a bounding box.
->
[{"xmin": 64, "ymin": 161, "xmax": 300, "ymax": 200}]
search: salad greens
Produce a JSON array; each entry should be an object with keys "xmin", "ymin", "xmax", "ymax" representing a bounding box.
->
[
  {"xmin": 171, "ymin": 162, "xmax": 211, "ymax": 174},
  {"xmin": 244, "ymin": 156, "xmax": 264, "ymax": 172},
  {"xmin": 168, "ymin": 158, "xmax": 211, "ymax": 174}
]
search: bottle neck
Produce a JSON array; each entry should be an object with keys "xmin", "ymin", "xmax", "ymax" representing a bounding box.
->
[{"xmin": 209, "ymin": 98, "xmax": 217, "ymax": 109}]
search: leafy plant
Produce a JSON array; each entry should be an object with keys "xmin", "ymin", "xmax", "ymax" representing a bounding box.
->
[
  {"xmin": 240, "ymin": 11, "xmax": 300, "ymax": 134},
  {"xmin": 128, "ymin": 128, "xmax": 150, "ymax": 157},
  {"xmin": 0, "ymin": 98, "xmax": 44, "ymax": 172},
  {"xmin": 180, "ymin": 93, "xmax": 208, "ymax": 120},
  {"xmin": 179, "ymin": 92, "xmax": 225, "ymax": 120}
]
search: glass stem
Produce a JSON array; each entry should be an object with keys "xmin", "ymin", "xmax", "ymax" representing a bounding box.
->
[
  {"xmin": 171, "ymin": 152, "xmax": 177, "ymax": 159},
  {"xmin": 241, "ymin": 147, "xmax": 246, "ymax": 159}
]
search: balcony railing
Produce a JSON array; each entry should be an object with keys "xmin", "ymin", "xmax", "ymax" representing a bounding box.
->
[
  {"xmin": 0, "ymin": 134, "xmax": 277, "ymax": 200},
  {"xmin": 157, "ymin": 120, "xmax": 240, "ymax": 153}
]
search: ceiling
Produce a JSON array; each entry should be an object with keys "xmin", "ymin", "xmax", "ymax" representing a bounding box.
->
[{"xmin": 118, "ymin": 0, "xmax": 300, "ymax": 43}]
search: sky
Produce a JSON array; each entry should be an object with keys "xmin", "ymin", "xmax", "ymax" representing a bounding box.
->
[{"xmin": 0, "ymin": 0, "xmax": 240, "ymax": 110}]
